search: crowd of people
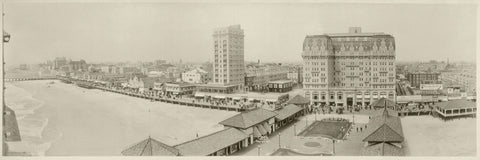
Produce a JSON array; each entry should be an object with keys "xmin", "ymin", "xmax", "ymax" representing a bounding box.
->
[{"xmin": 92, "ymin": 82, "xmax": 284, "ymax": 110}]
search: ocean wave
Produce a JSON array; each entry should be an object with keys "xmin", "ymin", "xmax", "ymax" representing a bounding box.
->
[
  {"xmin": 18, "ymin": 118, "xmax": 49, "ymax": 139},
  {"xmin": 4, "ymin": 82, "xmax": 53, "ymax": 156}
]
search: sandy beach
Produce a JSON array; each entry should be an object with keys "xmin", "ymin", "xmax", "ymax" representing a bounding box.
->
[
  {"xmin": 5, "ymin": 80, "xmax": 237, "ymax": 156},
  {"xmin": 402, "ymin": 116, "xmax": 476, "ymax": 156}
]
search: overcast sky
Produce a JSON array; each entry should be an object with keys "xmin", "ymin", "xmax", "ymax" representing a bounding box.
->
[{"xmin": 3, "ymin": 2, "xmax": 477, "ymax": 65}]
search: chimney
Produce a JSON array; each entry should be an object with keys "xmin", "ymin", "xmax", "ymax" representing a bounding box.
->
[{"xmin": 349, "ymin": 27, "xmax": 362, "ymax": 34}]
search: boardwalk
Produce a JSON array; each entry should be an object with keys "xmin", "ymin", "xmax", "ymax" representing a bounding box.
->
[{"xmin": 94, "ymin": 86, "xmax": 245, "ymax": 112}]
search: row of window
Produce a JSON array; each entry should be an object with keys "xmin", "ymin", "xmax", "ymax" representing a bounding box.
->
[{"xmin": 303, "ymin": 56, "xmax": 395, "ymax": 60}]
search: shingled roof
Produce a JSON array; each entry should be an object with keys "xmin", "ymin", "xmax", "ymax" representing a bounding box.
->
[
  {"xmin": 174, "ymin": 127, "xmax": 248, "ymax": 156},
  {"xmin": 435, "ymin": 99, "xmax": 476, "ymax": 110},
  {"xmin": 287, "ymin": 95, "xmax": 310, "ymax": 105},
  {"xmin": 274, "ymin": 104, "xmax": 304, "ymax": 121},
  {"xmin": 121, "ymin": 137, "xmax": 180, "ymax": 156},
  {"xmin": 219, "ymin": 108, "xmax": 277, "ymax": 129},
  {"xmin": 371, "ymin": 98, "xmax": 396, "ymax": 109},
  {"xmin": 3, "ymin": 105, "xmax": 21, "ymax": 142},
  {"xmin": 363, "ymin": 108, "xmax": 404, "ymax": 143},
  {"xmin": 362, "ymin": 142, "xmax": 405, "ymax": 156}
]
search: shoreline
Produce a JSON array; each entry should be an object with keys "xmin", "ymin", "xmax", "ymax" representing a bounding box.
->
[{"xmin": 6, "ymin": 80, "xmax": 237, "ymax": 156}]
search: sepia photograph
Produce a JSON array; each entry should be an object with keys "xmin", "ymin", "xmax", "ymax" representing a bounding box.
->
[{"xmin": 1, "ymin": 0, "xmax": 478, "ymax": 158}]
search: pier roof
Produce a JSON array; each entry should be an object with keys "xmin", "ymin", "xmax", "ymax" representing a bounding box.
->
[
  {"xmin": 362, "ymin": 142, "xmax": 404, "ymax": 156},
  {"xmin": 435, "ymin": 99, "xmax": 476, "ymax": 110},
  {"xmin": 174, "ymin": 127, "xmax": 248, "ymax": 156},
  {"xmin": 371, "ymin": 98, "xmax": 396, "ymax": 109},
  {"xmin": 219, "ymin": 108, "xmax": 277, "ymax": 129},
  {"xmin": 287, "ymin": 95, "xmax": 310, "ymax": 105},
  {"xmin": 121, "ymin": 137, "xmax": 180, "ymax": 156},
  {"xmin": 363, "ymin": 109, "xmax": 404, "ymax": 143},
  {"xmin": 274, "ymin": 104, "xmax": 304, "ymax": 121}
]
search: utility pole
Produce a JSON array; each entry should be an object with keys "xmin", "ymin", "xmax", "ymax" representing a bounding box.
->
[
  {"xmin": 332, "ymin": 139, "xmax": 336, "ymax": 155},
  {"xmin": 278, "ymin": 134, "xmax": 281, "ymax": 148},
  {"xmin": 293, "ymin": 124, "xmax": 296, "ymax": 136},
  {"xmin": 257, "ymin": 145, "xmax": 261, "ymax": 156},
  {"xmin": 305, "ymin": 116, "xmax": 308, "ymax": 127}
]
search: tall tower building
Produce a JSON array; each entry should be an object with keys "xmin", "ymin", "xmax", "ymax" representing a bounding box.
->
[
  {"xmin": 212, "ymin": 25, "xmax": 245, "ymax": 91},
  {"xmin": 302, "ymin": 27, "xmax": 396, "ymax": 106}
]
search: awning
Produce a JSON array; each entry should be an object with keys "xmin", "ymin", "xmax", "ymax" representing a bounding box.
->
[
  {"xmin": 248, "ymin": 98, "xmax": 256, "ymax": 101},
  {"xmin": 232, "ymin": 97, "xmax": 241, "ymax": 100},
  {"xmin": 253, "ymin": 126, "xmax": 261, "ymax": 138},
  {"xmin": 262, "ymin": 122, "xmax": 271, "ymax": 133},
  {"xmin": 194, "ymin": 93, "xmax": 204, "ymax": 97},
  {"xmin": 213, "ymin": 95, "xmax": 226, "ymax": 99},
  {"xmin": 257, "ymin": 125, "xmax": 267, "ymax": 135}
]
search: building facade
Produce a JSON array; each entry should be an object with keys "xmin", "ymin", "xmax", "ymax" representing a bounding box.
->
[
  {"xmin": 440, "ymin": 71, "xmax": 476, "ymax": 94},
  {"xmin": 302, "ymin": 27, "xmax": 396, "ymax": 106},
  {"xmin": 164, "ymin": 82, "xmax": 196, "ymax": 97},
  {"xmin": 268, "ymin": 80, "xmax": 294, "ymax": 93},
  {"xmin": 212, "ymin": 25, "xmax": 245, "ymax": 92},
  {"xmin": 245, "ymin": 63, "xmax": 289, "ymax": 92},
  {"xmin": 69, "ymin": 60, "xmax": 88, "ymax": 71},
  {"xmin": 406, "ymin": 72, "xmax": 440, "ymax": 88},
  {"xmin": 287, "ymin": 66, "xmax": 303, "ymax": 85},
  {"xmin": 53, "ymin": 57, "xmax": 67, "ymax": 70},
  {"xmin": 181, "ymin": 68, "xmax": 210, "ymax": 84}
]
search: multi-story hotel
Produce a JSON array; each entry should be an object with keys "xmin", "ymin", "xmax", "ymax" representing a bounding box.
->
[
  {"xmin": 211, "ymin": 25, "xmax": 245, "ymax": 91},
  {"xmin": 302, "ymin": 27, "xmax": 396, "ymax": 106}
]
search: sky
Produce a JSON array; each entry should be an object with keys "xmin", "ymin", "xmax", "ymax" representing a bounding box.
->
[{"xmin": 3, "ymin": 2, "xmax": 477, "ymax": 65}]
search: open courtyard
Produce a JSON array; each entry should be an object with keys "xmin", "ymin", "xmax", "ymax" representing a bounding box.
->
[{"xmin": 297, "ymin": 119, "xmax": 352, "ymax": 140}]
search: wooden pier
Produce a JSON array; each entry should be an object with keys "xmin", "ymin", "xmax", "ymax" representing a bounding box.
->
[{"xmin": 4, "ymin": 76, "xmax": 57, "ymax": 82}]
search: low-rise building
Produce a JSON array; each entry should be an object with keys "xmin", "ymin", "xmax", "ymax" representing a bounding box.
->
[
  {"xmin": 120, "ymin": 66, "xmax": 141, "ymax": 74},
  {"xmin": 435, "ymin": 99, "xmax": 476, "ymax": 118},
  {"xmin": 362, "ymin": 108, "xmax": 404, "ymax": 156},
  {"xmin": 273, "ymin": 104, "xmax": 304, "ymax": 129},
  {"xmin": 125, "ymin": 75, "xmax": 158, "ymax": 93},
  {"xmin": 287, "ymin": 95, "xmax": 311, "ymax": 112},
  {"xmin": 267, "ymin": 80, "xmax": 294, "ymax": 93},
  {"xmin": 174, "ymin": 127, "xmax": 249, "ymax": 156},
  {"xmin": 286, "ymin": 65, "xmax": 303, "ymax": 85},
  {"xmin": 440, "ymin": 70, "xmax": 476, "ymax": 94},
  {"xmin": 164, "ymin": 82, "xmax": 196, "ymax": 97},
  {"xmin": 219, "ymin": 108, "xmax": 278, "ymax": 142},
  {"xmin": 181, "ymin": 68, "xmax": 210, "ymax": 84},
  {"xmin": 245, "ymin": 63, "xmax": 289, "ymax": 92},
  {"xmin": 406, "ymin": 72, "xmax": 440, "ymax": 89}
]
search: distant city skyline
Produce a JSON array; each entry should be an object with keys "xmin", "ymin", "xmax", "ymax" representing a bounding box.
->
[{"xmin": 3, "ymin": 3, "xmax": 477, "ymax": 65}]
